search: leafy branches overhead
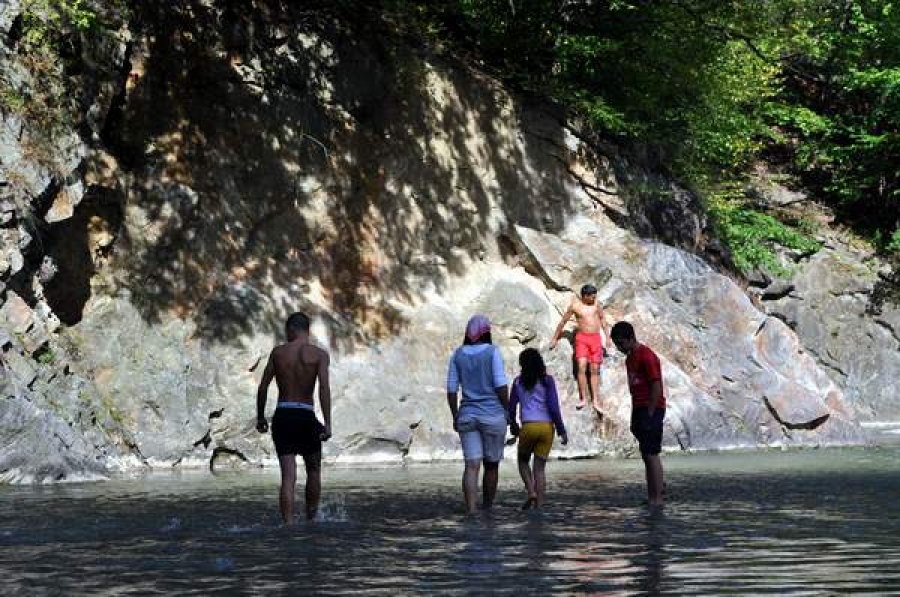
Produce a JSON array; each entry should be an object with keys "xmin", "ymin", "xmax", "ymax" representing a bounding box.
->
[
  {"xmin": 392, "ymin": 0, "xmax": 900, "ymax": 263},
  {"xmin": 770, "ymin": 1, "xmax": 900, "ymax": 252},
  {"xmin": 5, "ymin": 0, "xmax": 896, "ymax": 274}
]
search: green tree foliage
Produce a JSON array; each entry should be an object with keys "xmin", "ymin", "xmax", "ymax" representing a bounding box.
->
[
  {"xmin": 18, "ymin": 0, "xmax": 98, "ymax": 51},
  {"xmin": 706, "ymin": 185, "xmax": 822, "ymax": 275},
  {"xmin": 6, "ymin": 1, "xmax": 896, "ymax": 271},
  {"xmin": 2, "ymin": 1, "xmax": 126, "ymax": 167},
  {"xmin": 2, "ymin": 1, "xmax": 98, "ymax": 147},
  {"xmin": 391, "ymin": 0, "xmax": 899, "ymax": 268},
  {"xmin": 406, "ymin": 1, "xmax": 798, "ymax": 170},
  {"xmin": 770, "ymin": 1, "xmax": 900, "ymax": 252}
]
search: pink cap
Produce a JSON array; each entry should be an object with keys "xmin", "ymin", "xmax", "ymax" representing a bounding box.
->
[{"xmin": 465, "ymin": 314, "xmax": 491, "ymax": 342}]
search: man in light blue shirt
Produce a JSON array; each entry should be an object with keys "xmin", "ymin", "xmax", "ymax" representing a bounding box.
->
[{"xmin": 446, "ymin": 314, "xmax": 510, "ymax": 514}]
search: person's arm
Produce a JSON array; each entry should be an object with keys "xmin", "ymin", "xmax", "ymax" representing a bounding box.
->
[
  {"xmin": 495, "ymin": 384, "xmax": 510, "ymax": 421},
  {"xmin": 318, "ymin": 351, "xmax": 332, "ymax": 440},
  {"xmin": 490, "ymin": 347, "xmax": 510, "ymax": 415},
  {"xmin": 447, "ymin": 353, "xmax": 460, "ymax": 431},
  {"xmin": 599, "ymin": 304, "xmax": 612, "ymax": 350},
  {"xmin": 550, "ymin": 302, "xmax": 575, "ymax": 350},
  {"xmin": 256, "ymin": 352, "xmax": 275, "ymax": 433},
  {"xmin": 508, "ymin": 379, "xmax": 521, "ymax": 432},
  {"xmin": 648, "ymin": 380, "xmax": 663, "ymax": 416},
  {"xmin": 447, "ymin": 391, "xmax": 460, "ymax": 432},
  {"xmin": 545, "ymin": 376, "xmax": 568, "ymax": 444},
  {"xmin": 646, "ymin": 351, "xmax": 663, "ymax": 416}
]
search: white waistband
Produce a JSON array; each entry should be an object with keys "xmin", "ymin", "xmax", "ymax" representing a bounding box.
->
[{"xmin": 276, "ymin": 402, "xmax": 314, "ymax": 410}]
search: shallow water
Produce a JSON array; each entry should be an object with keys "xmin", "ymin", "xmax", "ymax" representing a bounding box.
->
[{"xmin": 2, "ymin": 448, "xmax": 899, "ymax": 595}]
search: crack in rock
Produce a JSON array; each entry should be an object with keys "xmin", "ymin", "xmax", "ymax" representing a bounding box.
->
[
  {"xmin": 769, "ymin": 311, "xmax": 798, "ymax": 330},
  {"xmin": 193, "ymin": 429, "xmax": 212, "ymax": 449},
  {"xmin": 874, "ymin": 318, "xmax": 900, "ymax": 344},
  {"xmin": 763, "ymin": 396, "xmax": 830, "ymax": 431},
  {"xmin": 753, "ymin": 318, "xmax": 768, "ymax": 337},
  {"xmin": 759, "ymin": 282, "xmax": 795, "ymax": 301}
]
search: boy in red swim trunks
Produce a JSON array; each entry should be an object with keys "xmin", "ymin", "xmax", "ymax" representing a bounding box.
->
[{"xmin": 550, "ymin": 284, "xmax": 612, "ymax": 411}]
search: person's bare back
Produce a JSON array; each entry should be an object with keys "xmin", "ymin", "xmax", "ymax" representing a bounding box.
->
[{"xmin": 271, "ymin": 341, "xmax": 328, "ymax": 404}]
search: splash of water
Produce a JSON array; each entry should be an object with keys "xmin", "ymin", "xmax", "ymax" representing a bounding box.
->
[
  {"xmin": 160, "ymin": 517, "xmax": 181, "ymax": 532},
  {"xmin": 213, "ymin": 557, "xmax": 235, "ymax": 572},
  {"xmin": 313, "ymin": 494, "xmax": 348, "ymax": 523}
]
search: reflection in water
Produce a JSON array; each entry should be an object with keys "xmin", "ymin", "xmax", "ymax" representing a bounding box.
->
[
  {"xmin": 630, "ymin": 510, "xmax": 667, "ymax": 595},
  {"xmin": 1, "ymin": 449, "xmax": 900, "ymax": 594}
]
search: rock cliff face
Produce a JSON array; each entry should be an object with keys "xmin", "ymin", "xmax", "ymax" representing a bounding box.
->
[
  {"xmin": 737, "ymin": 174, "xmax": 900, "ymax": 442},
  {"xmin": 759, "ymin": 236, "xmax": 900, "ymax": 440},
  {"xmin": 0, "ymin": 1, "xmax": 887, "ymax": 483}
]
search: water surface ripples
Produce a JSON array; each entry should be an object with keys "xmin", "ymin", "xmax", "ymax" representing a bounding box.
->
[{"xmin": 1, "ymin": 448, "xmax": 898, "ymax": 595}]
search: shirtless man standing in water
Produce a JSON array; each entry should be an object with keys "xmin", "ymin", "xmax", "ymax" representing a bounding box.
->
[
  {"xmin": 550, "ymin": 284, "xmax": 612, "ymax": 412},
  {"xmin": 256, "ymin": 312, "xmax": 332, "ymax": 524}
]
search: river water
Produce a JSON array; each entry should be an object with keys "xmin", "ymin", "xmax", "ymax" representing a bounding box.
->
[{"xmin": 1, "ymin": 448, "xmax": 898, "ymax": 595}]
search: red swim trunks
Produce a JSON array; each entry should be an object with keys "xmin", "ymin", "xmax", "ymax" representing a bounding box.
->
[{"xmin": 575, "ymin": 332, "xmax": 604, "ymax": 364}]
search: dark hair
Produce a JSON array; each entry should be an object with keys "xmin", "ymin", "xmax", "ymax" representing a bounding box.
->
[
  {"xmin": 518, "ymin": 348, "xmax": 546, "ymax": 390},
  {"xmin": 610, "ymin": 321, "xmax": 635, "ymax": 341},
  {"xmin": 580, "ymin": 284, "xmax": 597, "ymax": 296},
  {"xmin": 463, "ymin": 331, "xmax": 492, "ymax": 346},
  {"xmin": 286, "ymin": 312, "xmax": 311, "ymax": 333}
]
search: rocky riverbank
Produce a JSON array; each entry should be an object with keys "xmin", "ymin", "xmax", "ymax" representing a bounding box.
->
[{"xmin": 1, "ymin": 1, "xmax": 895, "ymax": 483}]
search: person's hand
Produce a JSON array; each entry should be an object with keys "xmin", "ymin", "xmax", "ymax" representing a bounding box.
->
[
  {"xmin": 320, "ymin": 425, "xmax": 332, "ymax": 441},
  {"xmin": 549, "ymin": 338, "xmax": 558, "ymax": 350},
  {"xmin": 560, "ymin": 432, "xmax": 569, "ymax": 446},
  {"xmin": 256, "ymin": 417, "xmax": 269, "ymax": 433}
]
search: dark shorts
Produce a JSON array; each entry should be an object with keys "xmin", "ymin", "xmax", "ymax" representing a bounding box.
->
[
  {"xmin": 272, "ymin": 408, "xmax": 324, "ymax": 457},
  {"xmin": 630, "ymin": 407, "xmax": 665, "ymax": 456}
]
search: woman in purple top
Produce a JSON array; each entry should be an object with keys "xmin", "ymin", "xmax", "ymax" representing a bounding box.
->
[{"xmin": 508, "ymin": 348, "xmax": 568, "ymax": 509}]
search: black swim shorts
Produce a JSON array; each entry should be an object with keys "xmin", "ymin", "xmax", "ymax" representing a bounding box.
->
[
  {"xmin": 630, "ymin": 407, "xmax": 665, "ymax": 456},
  {"xmin": 271, "ymin": 408, "xmax": 324, "ymax": 456}
]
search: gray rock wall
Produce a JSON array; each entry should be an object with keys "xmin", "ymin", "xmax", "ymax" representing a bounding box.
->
[
  {"xmin": 762, "ymin": 242, "xmax": 900, "ymax": 437},
  {"xmin": 0, "ymin": 1, "xmax": 881, "ymax": 483}
]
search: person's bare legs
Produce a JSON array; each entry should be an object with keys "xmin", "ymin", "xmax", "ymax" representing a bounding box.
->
[
  {"xmin": 533, "ymin": 456, "xmax": 548, "ymax": 506},
  {"xmin": 278, "ymin": 454, "xmax": 297, "ymax": 525},
  {"xmin": 643, "ymin": 453, "xmax": 665, "ymax": 506},
  {"xmin": 482, "ymin": 460, "xmax": 499, "ymax": 509},
  {"xmin": 576, "ymin": 358, "xmax": 589, "ymax": 409},
  {"xmin": 517, "ymin": 453, "xmax": 537, "ymax": 509},
  {"xmin": 590, "ymin": 364, "xmax": 602, "ymax": 413},
  {"xmin": 303, "ymin": 452, "xmax": 322, "ymax": 520},
  {"xmin": 462, "ymin": 460, "xmax": 480, "ymax": 514}
]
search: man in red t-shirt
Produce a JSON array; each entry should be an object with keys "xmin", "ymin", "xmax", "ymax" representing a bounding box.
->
[{"xmin": 610, "ymin": 321, "xmax": 666, "ymax": 506}]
